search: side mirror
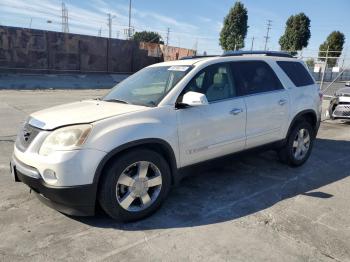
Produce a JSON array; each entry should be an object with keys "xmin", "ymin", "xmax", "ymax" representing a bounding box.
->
[{"xmin": 180, "ymin": 91, "xmax": 209, "ymax": 107}]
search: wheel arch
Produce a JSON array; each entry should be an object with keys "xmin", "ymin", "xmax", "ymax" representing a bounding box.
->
[
  {"xmin": 92, "ymin": 138, "xmax": 178, "ymax": 188},
  {"xmin": 287, "ymin": 109, "xmax": 319, "ymax": 139}
]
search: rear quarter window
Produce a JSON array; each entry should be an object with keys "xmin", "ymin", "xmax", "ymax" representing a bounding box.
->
[{"xmin": 277, "ymin": 61, "xmax": 315, "ymax": 87}]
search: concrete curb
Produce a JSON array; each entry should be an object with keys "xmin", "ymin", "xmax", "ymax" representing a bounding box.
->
[{"xmin": 0, "ymin": 73, "xmax": 130, "ymax": 90}]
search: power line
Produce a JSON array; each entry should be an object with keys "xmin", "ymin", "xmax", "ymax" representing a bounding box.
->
[{"xmin": 264, "ymin": 20, "xmax": 272, "ymax": 51}]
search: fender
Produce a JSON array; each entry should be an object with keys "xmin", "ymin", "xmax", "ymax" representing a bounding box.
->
[
  {"xmin": 286, "ymin": 109, "xmax": 319, "ymax": 139},
  {"xmin": 92, "ymin": 138, "xmax": 178, "ymax": 186}
]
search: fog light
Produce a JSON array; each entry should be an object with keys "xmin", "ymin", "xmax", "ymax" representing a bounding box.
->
[{"xmin": 43, "ymin": 169, "xmax": 57, "ymax": 184}]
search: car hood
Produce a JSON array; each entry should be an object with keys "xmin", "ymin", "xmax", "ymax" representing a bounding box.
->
[{"xmin": 29, "ymin": 100, "xmax": 147, "ymax": 130}]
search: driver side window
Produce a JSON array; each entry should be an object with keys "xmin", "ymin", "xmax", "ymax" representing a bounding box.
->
[{"xmin": 183, "ymin": 63, "xmax": 236, "ymax": 103}]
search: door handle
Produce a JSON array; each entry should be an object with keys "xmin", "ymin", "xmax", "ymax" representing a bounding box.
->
[
  {"xmin": 230, "ymin": 108, "xmax": 243, "ymax": 115},
  {"xmin": 278, "ymin": 99, "xmax": 287, "ymax": 106}
]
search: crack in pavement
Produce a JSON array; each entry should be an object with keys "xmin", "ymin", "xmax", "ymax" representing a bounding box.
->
[
  {"xmin": 0, "ymin": 135, "xmax": 16, "ymax": 143},
  {"xmin": 1, "ymin": 101, "xmax": 27, "ymax": 115},
  {"xmin": 0, "ymin": 139, "xmax": 15, "ymax": 142}
]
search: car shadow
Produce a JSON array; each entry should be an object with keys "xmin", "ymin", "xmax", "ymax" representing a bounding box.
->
[{"xmin": 73, "ymin": 137, "xmax": 350, "ymax": 230}]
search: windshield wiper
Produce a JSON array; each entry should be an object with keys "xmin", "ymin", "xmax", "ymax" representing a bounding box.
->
[{"xmin": 104, "ymin": 99, "xmax": 129, "ymax": 104}]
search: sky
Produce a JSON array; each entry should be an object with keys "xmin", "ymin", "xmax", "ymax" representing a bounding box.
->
[{"xmin": 1, "ymin": 0, "xmax": 350, "ymax": 61}]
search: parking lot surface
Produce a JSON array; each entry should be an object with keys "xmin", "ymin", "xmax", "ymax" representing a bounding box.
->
[{"xmin": 0, "ymin": 90, "xmax": 349, "ymax": 261}]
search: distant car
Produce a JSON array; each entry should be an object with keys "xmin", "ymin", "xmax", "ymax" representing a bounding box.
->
[
  {"xmin": 329, "ymin": 86, "xmax": 350, "ymax": 120},
  {"xmin": 345, "ymin": 81, "xmax": 350, "ymax": 87}
]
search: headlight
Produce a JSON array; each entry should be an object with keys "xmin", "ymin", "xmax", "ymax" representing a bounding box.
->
[{"xmin": 39, "ymin": 124, "xmax": 92, "ymax": 156}]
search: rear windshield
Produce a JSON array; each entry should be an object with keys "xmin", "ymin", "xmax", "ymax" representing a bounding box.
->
[{"xmin": 277, "ymin": 61, "xmax": 314, "ymax": 87}]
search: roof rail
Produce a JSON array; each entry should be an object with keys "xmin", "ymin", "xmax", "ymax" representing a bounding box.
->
[
  {"xmin": 222, "ymin": 50, "xmax": 294, "ymax": 58},
  {"xmin": 180, "ymin": 55, "xmax": 218, "ymax": 60}
]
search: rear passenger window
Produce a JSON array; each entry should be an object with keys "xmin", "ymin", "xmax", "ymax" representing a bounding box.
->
[
  {"xmin": 277, "ymin": 61, "xmax": 314, "ymax": 87},
  {"xmin": 231, "ymin": 61, "xmax": 284, "ymax": 96}
]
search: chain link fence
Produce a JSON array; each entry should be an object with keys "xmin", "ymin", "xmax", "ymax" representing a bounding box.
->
[
  {"xmin": 299, "ymin": 49, "xmax": 350, "ymax": 122},
  {"xmin": 300, "ymin": 49, "xmax": 349, "ymax": 97}
]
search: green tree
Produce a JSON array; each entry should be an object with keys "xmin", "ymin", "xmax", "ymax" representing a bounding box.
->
[
  {"xmin": 132, "ymin": 31, "xmax": 164, "ymax": 44},
  {"xmin": 219, "ymin": 1, "xmax": 248, "ymax": 51},
  {"xmin": 305, "ymin": 58, "xmax": 315, "ymax": 68},
  {"xmin": 279, "ymin": 13, "xmax": 311, "ymax": 55},
  {"xmin": 318, "ymin": 31, "xmax": 345, "ymax": 67}
]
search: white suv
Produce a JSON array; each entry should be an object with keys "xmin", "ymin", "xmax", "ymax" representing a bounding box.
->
[{"xmin": 10, "ymin": 51, "xmax": 322, "ymax": 222}]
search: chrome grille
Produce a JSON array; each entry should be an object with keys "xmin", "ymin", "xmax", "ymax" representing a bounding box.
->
[
  {"xmin": 333, "ymin": 105, "xmax": 350, "ymax": 118},
  {"xmin": 16, "ymin": 123, "xmax": 41, "ymax": 152}
]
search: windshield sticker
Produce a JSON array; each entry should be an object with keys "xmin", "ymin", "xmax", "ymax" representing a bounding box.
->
[{"xmin": 168, "ymin": 66, "xmax": 189, "ymax": 72}]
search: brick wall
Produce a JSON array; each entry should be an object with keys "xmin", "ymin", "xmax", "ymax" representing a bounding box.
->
[
  {"xmin": 139, "ymin": 42, "xmax": 196, "ymax": 61},
  {"xmin": 0, "ymin": 26, "xmax": 163, "ymax": 73}
]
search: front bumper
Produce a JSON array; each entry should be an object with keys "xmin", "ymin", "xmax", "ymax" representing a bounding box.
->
[
  {"xmin": 11, "ymin": 156, "xmax": 97, "ymax": 216},
  {"xmin": 332, "ymin": 104, "xmax": 350, "ymax": 119}
]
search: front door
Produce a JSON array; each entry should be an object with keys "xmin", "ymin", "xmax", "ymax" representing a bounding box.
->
[{"xmin": 176, "ymin": 63, "xmax": 246, "ymax": 167}]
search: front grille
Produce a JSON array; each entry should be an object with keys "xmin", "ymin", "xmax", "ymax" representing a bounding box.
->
[
  {"xmin": 333, "ymin": 105, "xmax": 350, "ymax": 117},
  {"xmin": 16, "ymin": 123, "xmax": 41, "ymax": 152}
]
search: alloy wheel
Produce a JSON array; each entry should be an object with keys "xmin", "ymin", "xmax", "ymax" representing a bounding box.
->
[
  {"xmin": 292, "ymin": 128, "xmax": 311, "ymax": 161},
  {"xmin": 116, "ymin": 161, "xmax": 162, "ymax": 212}
]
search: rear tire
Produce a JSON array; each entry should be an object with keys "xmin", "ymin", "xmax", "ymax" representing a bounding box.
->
[
  {"xmin": 98, "ymin": 149, "xmax": 172, "ymax": 222},
  {"xmin": 278, "ymin": 120, "xmax": 315, "ymax": 167}
]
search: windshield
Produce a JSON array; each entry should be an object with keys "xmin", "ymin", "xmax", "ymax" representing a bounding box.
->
[{"xmin": 103, "ymin": 65, "xmax": 192, "ymax": 107}]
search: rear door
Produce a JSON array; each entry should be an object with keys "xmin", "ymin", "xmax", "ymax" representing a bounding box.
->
[{"xmin": 231, "ymin": 60, "xmax": 290, "ymax": 148}]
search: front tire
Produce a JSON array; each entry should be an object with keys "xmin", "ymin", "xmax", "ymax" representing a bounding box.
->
[
  {"xmin": 278, "ymin": 120, "xmax": 315, "ymax": 167},
  {"xmin": 98, "ymin": 149, "xmax": 172, "ymax": 222}
]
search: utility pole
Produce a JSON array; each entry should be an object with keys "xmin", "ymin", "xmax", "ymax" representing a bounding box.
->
[
  {"xmin": 320, "ymin": 45, "xmax": 329, "ymax": 90},
  {"xmin": 128, "ymin": 0, "xmax": 132, "ymax": 39},
  {"xmin": 107, "ymin": 14, "xmax": 117, "ymax": 39},
  {"xmin": 264, "ymin": 20, "xmax": 272, "ymax": 51},
  {"xmin": 29, "ymin": 18, "xmax": 33, "ymax": 29},
  {"xmin": 193, "ymin": 38, "xmax": 198, "ymax": 54},
  {"xmin": 61, "ymin": 2, "xmax": 69, "ymax": 33},
  {"xmin": 341, "ymin": 47, "xmax": 347, "ymax": 69},
  {"xmin": 250, "ymin": 37, "xmax": 255, "ymax": 51},
  {"xmin": 165, "ymin": 27, "xmax": 170, "ymax": 46},
  {"xmin": 98, "ymin": 27, "xmax": 102, "ymax": 37},
  {"xmin": 107, "ymin": 13, "xmax": 112, "ymax": 38}
]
